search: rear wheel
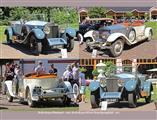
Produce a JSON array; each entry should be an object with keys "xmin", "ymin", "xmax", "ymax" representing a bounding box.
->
[
  {"xmin": 128, "ymin": 92, "xmax": 137, "ymax": 108},
  {"xmin": 30, "ymin": 35, "xmax": 42, "ymax": 55},
  {"xmin": 90, "ymin": 88, "xmax": 100, "ymax": 108},
  {"xmin": 110, "ymin": 39, "xmax": 124, "ymax": 57},
  {"xmin": 6, "ymin": 87, "xmax": 13, "ymax": 102}
]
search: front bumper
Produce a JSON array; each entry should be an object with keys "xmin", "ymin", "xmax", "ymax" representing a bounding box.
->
[
  {"xmin": 100, "ymin": 92, "xmax": 122, "ymax": 102},
  {"xmin": 87, "ymin": 41, "xmax": 111, "ymax": 50},
  {"xmin": 47, "ymin": 38, "xmax": 67, "ymax": 47},
  {"xmin": 32, "ymin": 88, "xmax": 74, "ymax": 101}
]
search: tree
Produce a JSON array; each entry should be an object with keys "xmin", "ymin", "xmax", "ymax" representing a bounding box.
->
[
  {"xmin": 88, "ymin": 7, "xmax": 107, "ymax": 18},
  {"xmin": 126, "ymin": 11, "xmax": 134, "ymax": 19}
]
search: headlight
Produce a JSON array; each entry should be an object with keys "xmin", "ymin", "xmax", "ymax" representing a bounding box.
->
[
  {"xmin": 117, "ymin": 79, "xmax": 124, "ymax": 87},
  {"xmin": 92, "ymin": 31, "xmax": 99, "ymax": 39},
  {"xmin": 100, "ymin": 79, "xmax": 106, "ymax": 88},
  {"xmin": 43, "ymin": 25, "xmax": 50, "ymax": 34}
]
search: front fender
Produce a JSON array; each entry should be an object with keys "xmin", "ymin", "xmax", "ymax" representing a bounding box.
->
[
  {"xmin": 143, "ymin": 81, "xmax": 153, "ymax": 96},
  {"xmin": 5, "ymin": 81, "xmax": 15, "ymax": 97},
  {"xmin": 107, "ymin": 33, "xmax": 131, "ymax": 45},
  {"xmin": 89, "ymin": 80, "xmax": 100, "ymax": 92},
  {"xmin": 64, "ymin": 81, "xmax": 73, "ymax": 98},
  {"xmin": 125, "ymin": 80, "xmax": 137, "ymax": 92},
  {"xmin": 31, "ymin": 28, "xmax": 45, "ymax": 40},
  {"xmin": 145, "ymin": 27, "xmax": 153, "ymax": 38},
  {"xmin": 84, "ymin": 30, "xmax": 94, "ymax": 40},
  {"xmin": 5, "ymin": 27, "xmax": 13, "ymax": 40},
  {"xmin": 65, "ymin": 27, "xmax": 76, "ymax": 38}
]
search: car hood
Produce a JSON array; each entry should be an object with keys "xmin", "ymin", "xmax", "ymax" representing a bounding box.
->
[
  {"xmin": 100, "ymin": 24, "xmax": 126, "ymax": 31},
  {"xmin": 114, "ymin": 73, "xmax": 136, "ymax": 80},
  {"xmin": 25, "ymin": 20, "xmax": 48, "ymax": 26}
]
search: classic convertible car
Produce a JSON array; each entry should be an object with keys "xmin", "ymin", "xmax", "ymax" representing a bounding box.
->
[
  {"xmin": 89, "ymin": 72, "xmax": 153, "ymax": 108},
  {"xmin": 78, "ymin": 18, "xmax": 114, "ymax": 44},
  {"xmin": 5, "ymin": 73, "xmax": 79, "ymax": 107},
  {"xmin": 4, "ymin": 15, "xmax": 76, "ymax": 55},
  {"xmin": 84, "ymin": 21, "xmax": 153, "ymax": 57}
]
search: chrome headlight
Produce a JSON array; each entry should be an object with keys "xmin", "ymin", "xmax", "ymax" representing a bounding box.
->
[
  {"xmin": 43, "ymin": 25, "xmax": 50, "ymax": 34},
  {"xmin": 100, "ymin": 79, "xmax": 106, "ymax": 88},
  {"xmin": 92, "ymin": 31, "xmax": 99, "ymax": 39},
  {"xmin": 117, "ymin": 79, "xmax": 124, "ymax": 87}
]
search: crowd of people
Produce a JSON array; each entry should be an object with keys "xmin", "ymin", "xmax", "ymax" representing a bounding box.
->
[{"xmin": 2, "ymin": 61, "xmax": 87, "ymax": 103}]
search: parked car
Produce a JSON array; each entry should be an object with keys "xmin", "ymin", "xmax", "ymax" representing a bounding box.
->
[
  {"xmin": 77, "ymin": 18, "xmax": 114, "ymax": 44},
  {"xmin": 4, "ymin": 14, "xmax": 76, "ymax": 55},
  {"xmin": 5, "ymin": 73, "xmax": 79, "ymax": 107},
  {"xmin": 89, "ymin": 73, "xmax": 153, "ymax": 108},
  {"xmin": 84, "ymin": 21, "xmax": 153, "ymax": 57}
]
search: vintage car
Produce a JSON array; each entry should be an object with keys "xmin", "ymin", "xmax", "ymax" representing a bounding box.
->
[
  {"xmin": 5, "ymin": 73, "xmax": 79, "ymax": 107},
  {"xmin": 89, "ymin": 73, "xmax": 153, "ymax": 108},
  {"xmin": 4, "ymin": 14, "xmax": 76, "ymax": 55},
  {"xmin": 78, "ymin": 18, "xmax": 114, "ymax": 44},
  {"xmin": 84, "ymin": 21, "xmax": 153, "ymax": 57}
]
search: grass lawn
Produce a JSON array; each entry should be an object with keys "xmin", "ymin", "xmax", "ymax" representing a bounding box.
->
[
  {"xmin": 85, "ymin": 85, "xmax": 157, "ymax": 102},
  {"xmin": 0, "ymin": 26, "xmax": 7, "ymax": 42},
  {"xmin": 145, "ymin": 21, "xmax": 157, "ymax": 40}
]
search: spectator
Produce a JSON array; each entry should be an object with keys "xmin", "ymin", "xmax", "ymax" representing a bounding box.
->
[
  {"xmin": 34, "ymin": 61, "xmax": 45, "ymax": 75},
  {"xmin": 62, "ymin": 65, "xmax": 73, "ymax": 83},
  {"xmin": 49, "ymin": 64, "xmax": 58, "ymax": 75},
  {"xmin": 79, "ymin": 68, "xmax": 87, "ymax": 103},
  {"xmin": 72, "ymin": 62, "xmax": 79, "ymax": 85}
]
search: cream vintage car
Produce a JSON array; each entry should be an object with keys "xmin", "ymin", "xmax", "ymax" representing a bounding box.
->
[{"xmin": 5, "ymin": 73, "xmax": 79, "ymax": 107}]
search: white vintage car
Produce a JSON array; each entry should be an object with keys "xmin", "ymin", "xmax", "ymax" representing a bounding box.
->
[
  {"xmin": 84, "ymin": 21, "xmax": 153, "ymax": 57},
  {"xmin": 5, "ymin": 73, "xmax": 79, "ymax": 107}
]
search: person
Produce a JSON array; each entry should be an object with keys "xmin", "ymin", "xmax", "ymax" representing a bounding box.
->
[
  {"xmin": 79, "ymin": 68, "xmax": 87, "ymax": 103},
  {"xmin": 62, "ymin": 65, "xmax": 73, "ymax": 83},
  {"xmin": 34, "ymin": 61, "xmax": 45, "ymax": 75},
  {"xmin": 72, "ymin": 62, "xmax": 79, "ymax": 85},
  {"xmin": 49, "ymin": 64, "xmax": 58, "ymax": 75},
  {"xmin": 2, "ymin": 63, "xmax": 15, "ymax": 95},
  {"xmin": 14, "ymin": 65, "xmax": 23, "ymax": 95}
]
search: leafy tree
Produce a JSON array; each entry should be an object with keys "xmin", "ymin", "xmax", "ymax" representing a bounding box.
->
[
  {"xmin": 126, "ymin": 11, "xmax": 134, "ymax": 19},
  {"xmin": 88, "ymin": 7, "xmax": 107, "ymax": 18}
]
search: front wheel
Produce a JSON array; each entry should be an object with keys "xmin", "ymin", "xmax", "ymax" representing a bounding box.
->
[
  {"xmin": 63, "ymin": 96, "xmax": 71, "ymax": 106},
  {"xmin": 128, "ymin": 92, "xmax": 137, "ymax": 108},
  {"xmin": 73, "ymin": 83, "xmax": 79, "ymax": 100},
  {"xmin": 86, "ymin": 39, "xmax": 93, "ymax": 52},
  {"xmin": 30, "ymin": 35, "xmax": 42, "ymax": 55},
  {"xmin": 6, "ymin": 87, "xmax": 13, "ymax": 102},
  {"xmin": 65, "ymin": 38, "xmax": 74, "ymax": 52},
  {"xmin": 90, "ymin": 88, "xmax": 100, "ymax": 108},
  {"xmin": 110, "ymin": 39, "xmax": 124, "ymax": 57},
  {"xmin": 27, "ymin": 89, "xmax": 36, "ymax": 107},
  {"xmin": 147, "ymin": 30, "xmax": 153, "ymax": 41}
]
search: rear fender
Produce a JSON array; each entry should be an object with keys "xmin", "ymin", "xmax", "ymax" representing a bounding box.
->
[
  {"xmin": 5, "ymin": 81, "xmax": 15, "ymax": 97},
  {"xmin": 84, "ymin": 30, "xmax": 95, "ymax": 41},
  {"xmin": 124, "ymin": 80, "xmax": 137, "ymax": 92},
  {"xmin": 107, "ymin": 33, "xmax": 132, "ymax": 45},
  {"xmin": 5, "ymin": 27, "xmax": 13, "ymax": 40}
]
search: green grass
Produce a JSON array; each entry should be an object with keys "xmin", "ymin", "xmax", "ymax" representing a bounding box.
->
[
  {"xmin": 145, "ymin": 21, "xmax": 157, "ymax": 40},
  {"xmin": 0, "ymin": 26, "xmax": 7, "ymax": 42},
  {"xmin": 85, "ymin": 85, "xmax": 157, "ymax": 102}
]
